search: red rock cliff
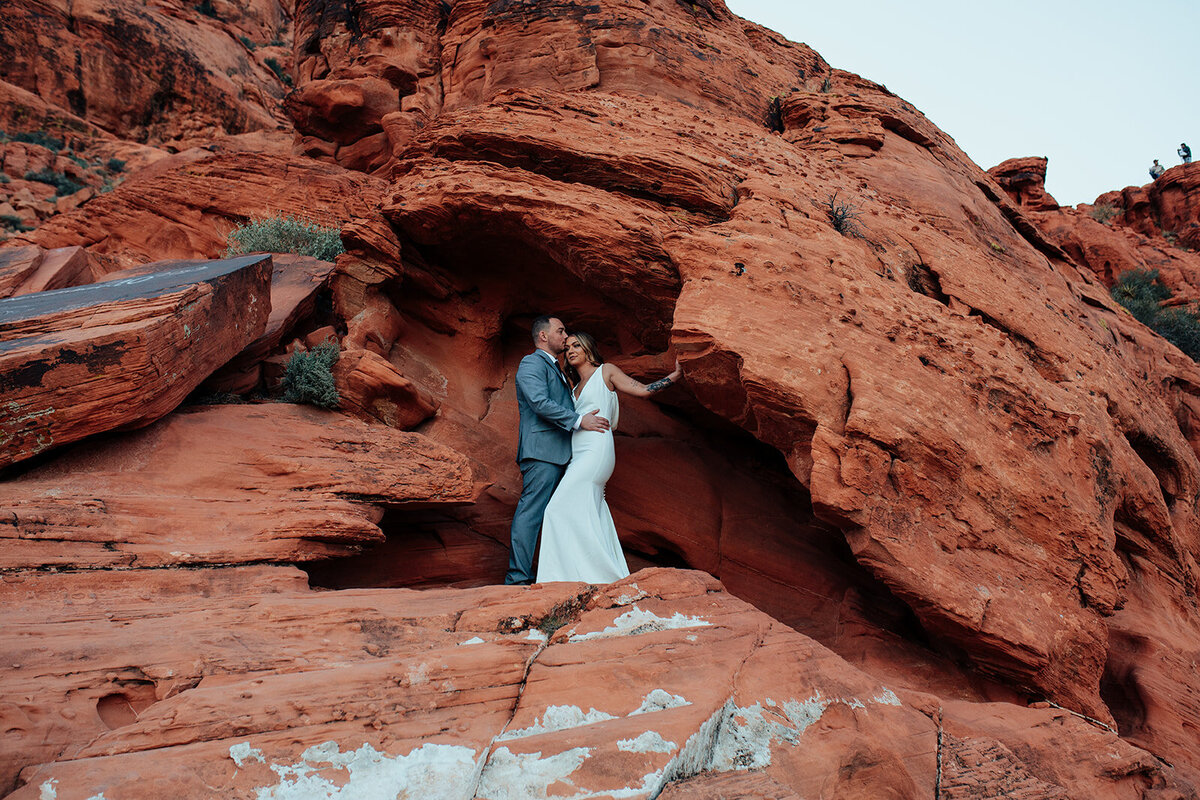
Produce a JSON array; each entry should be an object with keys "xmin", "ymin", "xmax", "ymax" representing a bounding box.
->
[{"xmin": 4, "ymin": 0, "xmax": 1200, "ymax": 797}]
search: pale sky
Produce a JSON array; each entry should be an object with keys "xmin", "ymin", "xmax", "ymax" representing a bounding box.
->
[{"xmin": 725, "ymin": 0, "xmax": 1199, "ymax": 206}]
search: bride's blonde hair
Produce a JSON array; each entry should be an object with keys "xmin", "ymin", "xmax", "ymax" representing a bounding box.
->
[{"xmin": 565, "ymin": 331, "xmax": 602, "ymax": 385}]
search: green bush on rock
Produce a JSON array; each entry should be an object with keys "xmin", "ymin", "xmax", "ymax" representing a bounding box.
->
[
  {"xmin": 281, "ymin": 341, "xmax": 340, "ymax": 408},
  {"xmin": 1112, "ymin": 268, "xmax": 1200, "ymax": 361},
  {"xmin": 225, "ymin": 214, "xmax": 345, "ymax": 261}
]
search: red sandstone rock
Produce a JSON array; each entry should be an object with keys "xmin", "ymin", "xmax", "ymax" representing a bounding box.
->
[
  {"xmin": 333, "ymin": 347, "xmax": 440, "ymax": 429},
  {"xmin": 0, "ymin": 245, "xmax": 97, "ymax": 297},
  {"xmin": 988, "ymin": 156, "xmax": 1061, "ymax": 211},
  {"xmin": 2, "ymin": 569, "xmax": 1186, "ymax": 800},
  {"xmin": 13, "ymin": 151, "xmax": 386, "ymax": 274},
  {"xmin": 196, "ymin": 254, "xmax": 338, "ymax": 394},
  {"xmin": 0, "ymin": 403, "xmax": 474, "ymax": 571},
  {"xmin": 0, "ymin": 0, "xmax": 290, "ymax": 149},
  {"xmin": 4, "ymin": 0, "xmax": 1200, "ymax": 793},
  {"xmin": 327, "ymin": 80, "xmax": 1200, "ymax": 733},
  {"xmin": 0, "ymin": 255, "xmax": 271, "ymax": 467}
]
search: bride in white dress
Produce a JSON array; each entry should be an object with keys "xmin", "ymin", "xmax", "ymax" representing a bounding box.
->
[{"xmin": 536, "ymin": 332, "xmax": 683, "ymax": 584}]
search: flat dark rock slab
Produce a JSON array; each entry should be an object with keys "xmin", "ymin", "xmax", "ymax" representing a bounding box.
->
[{"xmin": 0, "ymin": 255, "xmax": 272, "ymax": 468}]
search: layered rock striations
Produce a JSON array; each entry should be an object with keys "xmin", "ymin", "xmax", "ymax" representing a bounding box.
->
[
  {"xmin": 0, "ymin": 0, "xmax": 292, "ymax": 148},
  {"xmin": 3, "ymin": 0, "xmax": 1200, "ymax": 796}
]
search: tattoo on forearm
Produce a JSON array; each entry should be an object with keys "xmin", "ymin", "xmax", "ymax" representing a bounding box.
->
[{"xmin": 645, "ymin": 376, "xmax": 674, "ymax": 394}]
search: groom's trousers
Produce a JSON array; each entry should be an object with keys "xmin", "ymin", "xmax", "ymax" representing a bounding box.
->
[{"xmin": 506, "ymin": 458, "xmax": 567, "ymax": 584}]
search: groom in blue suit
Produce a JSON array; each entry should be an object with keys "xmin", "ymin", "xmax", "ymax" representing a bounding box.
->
[{"xmin": 506, "ymin": 315, "xmax": 610, "ymax": 585}]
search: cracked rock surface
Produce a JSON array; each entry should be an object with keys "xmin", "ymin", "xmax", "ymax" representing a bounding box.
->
[{"xmin": 2, "ymin": 568, "xmax": 1185, "ymax": 799}]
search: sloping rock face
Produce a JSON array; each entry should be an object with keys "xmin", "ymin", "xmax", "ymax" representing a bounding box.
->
[
  {"xmin": 3, "ymin": 568, "xmax": 1182, "ymax": 800},
  {"xmin": 0, "ymin": 255, "xmax": 271, "ymax": 467}
]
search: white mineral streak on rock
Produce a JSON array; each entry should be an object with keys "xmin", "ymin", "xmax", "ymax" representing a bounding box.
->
[
  {"xmin": 874, "ymin": 688, "xmax": 902, "ymax": 706},
  {"xmin": 706, "ymin": 689, "xmax": 901, "ymax": 771},
  {"xmin": 475, "ymin": 746, "xmax": 591, "ymax": 800},
  {"xmin": 38, "ymin": 780, "xmax": 56, "ymax": 800},
  {"xmin": 525, "ymin": 629, "xmax": 548, "ymax": 643},
  {"xmin": 497, "ymin": 705, "xmax": 617, "ymax": 741},
  {"xmin": 630, "ymin": 689, "xmax": 690, "ymax": 715},
  {"xmin": 458, "ymin": 636, "xmax": 485, "ymax": 646},
  {"xmin": 613, "ymin": 584, "xmax": 648, "ymax": 605},
  {"xmin": 251, "ymin": 741, "xmax": 479, "ymax": 800},
  {"xmin": 652, "ymin": 698, "xmax": 736, "ymax": 793},
  {"xmin": 568, "ymin": 606, "xmax": 710, "ymax": 642},
  {"xmin": 617, "ymin": 731, "xmax": 677, "ymax": 753},
  {"xmin": 230, "ymin": 741, "xmax": 266, "ymax": 767}
]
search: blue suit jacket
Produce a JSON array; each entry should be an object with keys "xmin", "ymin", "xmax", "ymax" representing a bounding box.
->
[{"xmin": 515, "ymin": 351, "xmax": 577, "ymax": 465}]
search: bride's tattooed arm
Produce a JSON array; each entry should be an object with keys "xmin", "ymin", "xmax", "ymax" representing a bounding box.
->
[
  {"xmin": 645, "ymin": 375, "xmax": 674, "ymax": 393},
  {"xmin": 607, "ymin": 358, "xmax": 684, "ymax": 398}
]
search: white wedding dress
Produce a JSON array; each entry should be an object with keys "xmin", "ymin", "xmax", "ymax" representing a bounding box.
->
[{"xmin": 536, "ymin": 364, "xmax": 631, "ymax": 583}]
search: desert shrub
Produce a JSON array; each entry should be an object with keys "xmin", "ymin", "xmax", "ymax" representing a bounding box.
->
[
  {"xmin": 281, "ymin": 341, "xmax": 340, "ymax": 408},
  {"xmin": 264, "ymin": 57, "xmax": 292, "ymax": 86},
  {"xmin": 106, "ymin": 158, "xmax": 126, "ymax": 172},
  {"xmin": 1112, "ymin": 268, "xmax": 1200, "ymax": 360},
  {"xmin": 1090, "ymin": 203, "xmax": 1118, "ymax": 225},
  {"xmin": 195, "ymin": 0, "xmax": 218, "ymax": 17},
  {"xmin": 225, "ymin": 214, "xmax": 345, "ymax": 260},
  {"xmin": 24, "ymin": 169, "xmax": 83, "ymax": 196},
  {"xmin": 825, "ymin": 192, "xmax": 862, "ymax": 237},
  {"xmin": 239, "ymin": 35, "xmax": 257, "ymax": 51},
  {"xmin": 0, "ymin": 173, "xmax": 9, "ymax": 184},
  {"xmin": 12, "ymin": 131, "xmax": 64, "ymax": 151},
  {"xmin": 1, "ymin": 214, "xmax": 33, "ymax": 232}
]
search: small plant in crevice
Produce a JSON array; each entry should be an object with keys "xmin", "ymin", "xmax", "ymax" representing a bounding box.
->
[
  {"xmin": 1112, "ymin": 268, "xmax": 1200, "ymax": 361},
  {"xmin": 281, "ymin": 341, "xmax": 341, "ymax": 408},
  {"xmin": 24, "ymin": 169, "xmax": 83, "ymax": 196},
  {"xmin": 225, "ymin": 213, "xmax": 345, "ymax": 260},
  {"xmin": 1090, "ymin": 203, "xmax": 1118, "ymax": 225},
  {"xmin": 239, "ymin": 35, "xmax": 257, "ymax": 51},
  {"xmin": 820, "ymin": 68, "xmax": 833, "ymax": 93},
  {"xmin": 825, "ymin": 192, "xmax": 862, "ymax": 237},
  {"xmin": 195, "ymin": 0, "xmax": 219, "ymax": 18},
  {"xmin": 264, "ymin": 57, "xmax": 292, "ymax": 86},
  {"xmin": 533, "ymin": 592, "xmax": 593, "ymax": 638},
  {"xmin": 988, "ymin": 240, "xmax": 1006, "ymax": 254},
  {"xmin": 105, "ymin": 158, "xmax": 126, "ymax": 173}
]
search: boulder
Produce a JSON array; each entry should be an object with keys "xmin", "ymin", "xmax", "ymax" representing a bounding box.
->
[
  {"xmin": 0, "ymin": 245, "xmax": 97, "ymax": 297},
  {"xmin": 988, "ymin": 156, "xmax": 1061, "ymax": 211},
  {"xmin": 0, "ymin": 255, "xmax": 271, "ymax": 467},
  {"xmin": 194, "ymin": 254, "xmax": 338, "ymax": 394},
  {"xmin": 333, "ymin": 347, "xmax": 440, "ymax": 429}
]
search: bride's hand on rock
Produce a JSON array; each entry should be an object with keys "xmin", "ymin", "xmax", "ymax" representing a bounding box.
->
[{"xmin": 580, "ymin": 411, "xmax": 610, "ymax": 432}]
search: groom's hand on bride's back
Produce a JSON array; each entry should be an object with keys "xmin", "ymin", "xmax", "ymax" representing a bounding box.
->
[{"xmin": 580, "ymin": 410, "xmax": 610, "ymax": 432}]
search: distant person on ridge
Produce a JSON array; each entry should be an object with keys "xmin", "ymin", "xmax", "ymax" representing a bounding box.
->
[
  {"xmin": 1150, "ymin": 159, "xmax": 1166, "ymax": 180},
  {"xmin": 1180, "ymin": 143, "xmax": 1193, "ymax": 164}
]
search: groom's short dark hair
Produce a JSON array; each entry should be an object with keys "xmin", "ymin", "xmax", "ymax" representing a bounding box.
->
[{"xmin": 531, "ymin": 315, "xmax": 557, "ymax": 343}]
